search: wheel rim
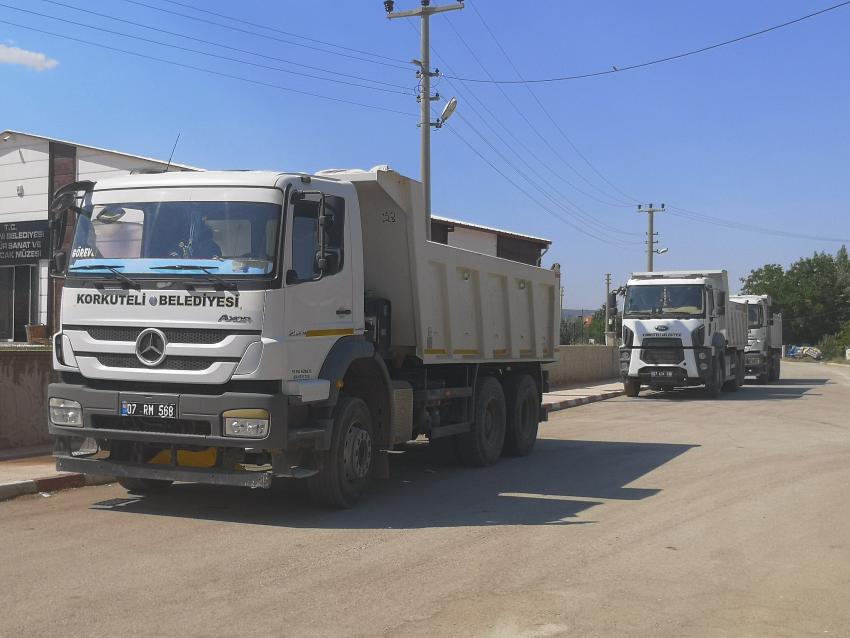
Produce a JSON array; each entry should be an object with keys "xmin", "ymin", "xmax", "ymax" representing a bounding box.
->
[{"xmin": 343, "ymin": 423, "xmax": 372, "ymax": 483}]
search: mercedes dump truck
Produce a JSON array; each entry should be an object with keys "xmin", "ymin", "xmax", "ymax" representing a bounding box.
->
[
  {"xmin": 46, "ymin": 167, "xmax": 560, "ymax": 507},
  {"xmin": 619, "ymin": 270, "xmax": 747, "ymax": 397},
  {"xmin": 730, "ymin": 294, "xmax": 782, "ymax": 383}
]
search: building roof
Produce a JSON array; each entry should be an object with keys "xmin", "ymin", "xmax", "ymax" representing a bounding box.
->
[
  {"xmin": 0, "ymin": 129, "xmax": 202, "ymax": 171},
  {"xmin": 431, "ymin": 215, "xmax": 550, "ymax": 246}
]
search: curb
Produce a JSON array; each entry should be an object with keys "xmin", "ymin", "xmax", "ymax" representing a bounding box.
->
[
  {"xmin": 0, "ymin": 472, "xmax": 114, "ymax": 504},
  {"xmin": 545, "ymin": 389, "xmax": 625, "ymax": 412}
]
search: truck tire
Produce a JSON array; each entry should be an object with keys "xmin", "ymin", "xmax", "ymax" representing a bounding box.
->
[
  {"xmin": 722, "ymin": 353, "xmax": 739, "ymax": 392},
  {"xmin": 308, "ymin": 395, "xmax": 374, "ymax": 508},
  {"xmin": 757, "ymin": 365, "xmax": 769, "ymax": 385},
  {"xmin": 735, "ymin": 352, "xmax": 747, "ymax": 389},
  {"xmin": 457, "ymin": 376, "xmax": 506, "ymax": 467},
  {"xmin": 623, "ymin": 378, "xmax": 641, "ymax": 397},
  {"xmin": 118, "ymin": 477, "xmax": 173, "ymax": 494},
  {"xmin": 773, "ymin": 356, "xmax": 781, "ymax": 381},
  {"xmin": 502, "ymin": 374, "xmax": 539, "ymax": 457},
  {"xmin": 705, "ymin": 356, "xmax": 723, "ymax": 399}
]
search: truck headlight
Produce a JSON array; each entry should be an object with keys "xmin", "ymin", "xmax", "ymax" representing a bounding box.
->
[
  {"xmin": 49, "ymin": 398, "xmax": 83, "ymax": 426},
  {"xmin": 223, "ymin": 409, "xmax": 269, "ymax": 438}
]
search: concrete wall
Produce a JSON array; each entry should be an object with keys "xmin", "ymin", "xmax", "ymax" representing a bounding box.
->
[
  {"xmin": 545, "ymin": 345, "xmax": 619, "ymax": 387},
  {"xmin": 0, "ymin": 350, "xmax": 55, "ymax": 450}
]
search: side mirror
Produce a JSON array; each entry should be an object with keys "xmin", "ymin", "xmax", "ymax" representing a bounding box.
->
[
  {"xmin": 49, "ymin": 251, "xmax": 67, "ymax": 278},
  {"xmin": 607, "ymin": 292, "xmax": 618, "ymax": 315},
  {"xmin": 716, "ymin": 291, "xmax": 726, "ymax": 316}
]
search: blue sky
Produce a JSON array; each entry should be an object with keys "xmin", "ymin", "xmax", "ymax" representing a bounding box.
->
[{"xmin": 2, "ymin": 0, "xmax": 848, "ymax": 307}]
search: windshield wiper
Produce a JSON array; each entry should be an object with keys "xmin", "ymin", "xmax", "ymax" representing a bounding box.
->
[
  {"xmin": 68, "ymin": 264, "xmax": 140, "ymax": 289},
  {"xmin": 150, "ymin": 264, "xmax": 236, "ymax": 290}
]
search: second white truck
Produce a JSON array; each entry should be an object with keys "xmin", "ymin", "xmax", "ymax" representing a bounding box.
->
[{"xmin": 619, "ymin": 270, "xmax": 747, "ymax": 398}]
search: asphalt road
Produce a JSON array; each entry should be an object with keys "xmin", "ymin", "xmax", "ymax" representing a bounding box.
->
[{"xmin": 1, "ymin": 361, "xmax": 849, "ymax": 638}]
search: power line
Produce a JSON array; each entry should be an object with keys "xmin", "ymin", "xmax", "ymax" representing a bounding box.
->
[
  {"xmin": 117, "ymin": 0, "xmax": 412, "ymax": 70},
  {"xmin": 470, "ymin": 3, "xmax": 639, "ymax": 204},
  {"xmin": 403, "ymin": 21, "xmax": 643, "ymax": 240},
  {"xmin": 444, "ymin": 120, "xmax": 641, "ymax": 250},
  {"xmin": 37, "ymin": 0, "xmax": 411, "ymax": 91},
  {"xmin": 446, "ymin": 1, "xmax": 850, "ymax": 84},
  {"xmin": 667, "ymin": 205, "xmax": 850, "ymax": 244},
  {"xmin": 0, "ymin": 17, "xmax": 416, "ymax": 116},
  {"xmin": 444, "ymin": 104, "xmax": 642, "ymax": 248},
  {"xmin": 1, "ymin": 3, "xmax": 411, "ymax": 96},
  {"xmin": 444, "ymin": 16, "xmax": 634, "ymax": 209},
  {"xmin": 160, "ymin": 0, "xmax": 409, "ymax": 65}
]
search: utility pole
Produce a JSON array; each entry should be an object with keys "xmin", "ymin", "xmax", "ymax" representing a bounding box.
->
[
  {"xmin": 604, "ymin": 273, "xmax": 613, "ymax": 346},
  {"xmin": 638, "ymin": 203, "xmax": 666, "ymax": 271},
  {"xmin": 386, "ymin": 0, "xmax": 463, "ymax": 240}
]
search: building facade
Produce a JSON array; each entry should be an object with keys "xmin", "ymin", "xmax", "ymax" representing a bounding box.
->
[{"xmin": 0, "ymin": 130, "xmax": 196, "ymax": 341}]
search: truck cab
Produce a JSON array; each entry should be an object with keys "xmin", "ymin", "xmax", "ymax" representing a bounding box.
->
[{"xmin": 619, "ymin": 270, "xmax": 747, "ymax": 398}]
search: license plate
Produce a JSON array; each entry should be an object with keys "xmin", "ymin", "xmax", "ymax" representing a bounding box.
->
[
  {"xmin": 121, "ymin": 401, "xmax": 177, "ymax": 418},
  {"xmin": 650, "ymin": 370, "xmax": 675, "ymax": 378}
]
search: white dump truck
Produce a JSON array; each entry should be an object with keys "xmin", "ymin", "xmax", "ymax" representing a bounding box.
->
[
  {"xmin": 619, "ymin": 270, "xmax": 747, "ymax": 397},
  {"xmin": 46, "ymin": 167, "xmax": 560, "ymax": 507},
  {"xmin": 730, "ymin": 294, "xmax": 782, "ymax": 383}
]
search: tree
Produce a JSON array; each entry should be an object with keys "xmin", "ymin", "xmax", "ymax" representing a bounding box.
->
[{"xmin": 741, "ymin": 249, "xmax": 850, "ymax": 344}]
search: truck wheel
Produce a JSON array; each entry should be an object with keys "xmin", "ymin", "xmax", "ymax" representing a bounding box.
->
[
  {"xmin": 773, "ymin": 357, "xmax": 781, "ymax": 381},
  {"xmin": 736, "ymin": 352, "xmax": 745, "ymax": 387},
  {"xmin": 706, "ymin": 357, "xmax": 723, "ymax": 399},
  {"xmin": 457, "ymin": 376, "xmax": 506, "ymax": 467},
  {"xmin": 308, "ymin": 395, "xmax": 374, "ymax": 508},
  {"xmin": 757, "ymin": 366, "xmax": 769, "ymax": 385},
  {"xmin": 502, "ymin": 374, "xmax": 539, "ymax": 457},
  {"xmin": 722, "ymin": 354, "xmax": 739, "ymax": 392},
  {"xmin": 118, "ymin": 477, "xmax": 173, "ymax": 494},
  {"xmin": 623, "ymin": 378, "xmax": 641, "ymax": 397}
]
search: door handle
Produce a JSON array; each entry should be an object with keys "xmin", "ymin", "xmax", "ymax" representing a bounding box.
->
[{"xmin": 336, "ymin": 307, "xmax": 352, "ymax": 316}]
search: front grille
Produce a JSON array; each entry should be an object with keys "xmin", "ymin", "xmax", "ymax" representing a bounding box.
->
[
  {"xmin": 93, "ymin": 353, "xmax": 225, "ymax": 371},
  {"xmin": 92, "ymin": 415, "xmax": 210, "ymax": 436},
  {"xmin": 640, "ymin": 337, "xmax": 685, "ymax": 365},
  {"xmin": 68, "ymin": 325, "xmax": 258, "ymax": 344}
]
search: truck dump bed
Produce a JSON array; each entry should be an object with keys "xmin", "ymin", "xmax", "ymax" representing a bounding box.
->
[{"xmin": 337, "ymin": 168, "xmax": 560, "ymax": 364}]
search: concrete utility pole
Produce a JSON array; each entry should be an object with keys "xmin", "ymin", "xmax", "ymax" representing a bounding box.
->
[
  {"xmin": 638, "ymin": 203, "xmax": 666, "ymax": 271},
  {"xmin": 386, "ymin": 0, "xmax": 462, "ymax": 240}
]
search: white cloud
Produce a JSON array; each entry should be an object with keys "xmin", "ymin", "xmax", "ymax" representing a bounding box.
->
[{"xmin": 0, "ymin": 43, "xmax": 58, "ymax": 71}]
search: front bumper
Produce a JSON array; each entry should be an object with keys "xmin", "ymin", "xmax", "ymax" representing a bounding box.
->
[
  {"xmin": 48, "ymin": 382, "xmax": 289, "ymax": 449},
  {"xmin": 744, "ymin": 352, "xmax": 766, "ymax": 374},
  {"xmin": 56, "ymin": 455, "xmax": 273, "ymax": 488}
]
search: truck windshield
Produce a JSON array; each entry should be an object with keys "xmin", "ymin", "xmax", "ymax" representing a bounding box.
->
[
  {"xmin": 625, "ymin": 284, "xmax": 705, "ymax": 317},
  {"xmin": 68, "ymin": 200, "xmax": 281, "ymax": 277},
  {"xmin": 747, "ymin": 304, "xmax": 764, "ymax": 328}
]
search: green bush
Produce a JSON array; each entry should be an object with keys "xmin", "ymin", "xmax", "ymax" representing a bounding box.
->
[{"xmin": 816, "ymin": 333, "xmax": 840, "ymax": 360}]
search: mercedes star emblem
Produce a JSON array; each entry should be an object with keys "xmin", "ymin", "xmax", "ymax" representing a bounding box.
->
[{"xmin": 135, "ymin": 328, "xmax": 167, "ymax": 367}]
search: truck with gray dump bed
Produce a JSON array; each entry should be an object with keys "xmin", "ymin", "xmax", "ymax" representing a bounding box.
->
[
  {"xmin": 46, "ymin": 166, "xmax": 560, "ymax": 507},
  {"xmin": 730, "ymin": 294, "xmax": 782, "ymax": 383}
]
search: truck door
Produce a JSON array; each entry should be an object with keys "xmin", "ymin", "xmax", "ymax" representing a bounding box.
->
[{"xmin": 283, "ymin": 186, "xmax": 354, "ymax": 381}]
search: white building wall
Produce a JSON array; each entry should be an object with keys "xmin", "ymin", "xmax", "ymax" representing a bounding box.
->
[
  {"xmin": 447, "ymin": 226, "xmax": 498, "ymax": 257},
  {"xmin": 1, "ymin": 132, "xmax": 196, "ymax": 333},
  {"xmin": 0, "ymin": 134, "xmax": 49, "ymax": 224}
]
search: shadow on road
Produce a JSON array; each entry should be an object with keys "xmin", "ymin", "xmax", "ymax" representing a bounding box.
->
[
  {"xmin": 641, "ymin": 377, "xmax": 829, "ymax": 402},
  {"xmin": 89, "ymin": 438, "xmax": 696, "ymax": 529}
]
